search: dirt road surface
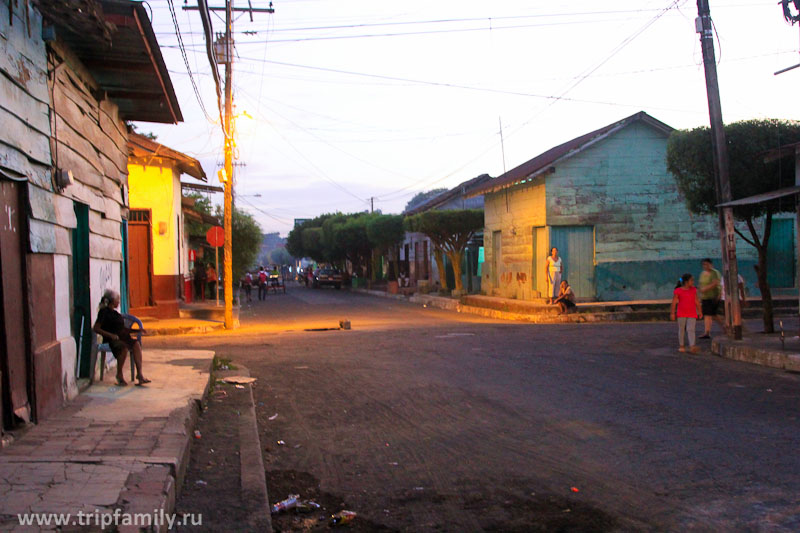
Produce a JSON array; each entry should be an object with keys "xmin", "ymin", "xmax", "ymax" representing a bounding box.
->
[{"xmin": 158, "ymin": 285, "xmax": 800, "ymax": 532}]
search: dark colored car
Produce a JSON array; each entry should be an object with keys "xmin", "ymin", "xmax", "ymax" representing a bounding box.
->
[{"xmin": 313, "ymin": 268, "xmax": 343, "ymax": 289}]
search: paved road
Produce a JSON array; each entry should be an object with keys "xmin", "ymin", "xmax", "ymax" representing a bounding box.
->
[{"xmin": 153, "ymin": 285, "xmax": 800, "ymax": 532}]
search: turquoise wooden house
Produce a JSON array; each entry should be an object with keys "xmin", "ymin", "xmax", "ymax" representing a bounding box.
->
[{"xmin": 469, "ymin": 111, "xmax": 796, "ymax": 302}]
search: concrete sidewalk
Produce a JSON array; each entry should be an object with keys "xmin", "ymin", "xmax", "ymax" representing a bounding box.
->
[
  {"xmin": 0, "ymin": 349, "xmax": 214, "ymax": 532},
  {"xmin": 353, "ymin": 288, "xmax": 798, "ymax": 324},
  {"xmin": 141, "ymin": 317, "xmax": 226, "ymax": 336},
  {"xmin": 712, "ymin": 330, "xmax": 800, "ymax": 373}
]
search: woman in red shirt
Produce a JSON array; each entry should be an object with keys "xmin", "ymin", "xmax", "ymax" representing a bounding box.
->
[{"xmin": 670, "ymin": 273, "xmax": 703, "ymax": 353}]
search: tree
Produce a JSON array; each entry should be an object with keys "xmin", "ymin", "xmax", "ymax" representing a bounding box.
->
[
  {"xmin": 231, "ymin": 207, "xmax": 263, "ymax": 281},
  {"xmin": 366, "ymin": 214, "xmax": 405, "ymax": 280},
  {"xmin": 405, "ymin": 209, "xmax": 484, "ymax": 293},
  {"xmin": 183, "ymin": 192, "xmax": 216, "ymax": 238},
  {"xmin": 404, "ymin": 188, "xmax": 448, "ymax": 213},
  {"xmin": 666, "ymin": 118, "xmax": 800, "ymax": 332}
]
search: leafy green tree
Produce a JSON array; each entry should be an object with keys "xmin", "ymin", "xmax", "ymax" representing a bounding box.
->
[
  {"xmin": 183, "ymin": 192, "xmax": 216, "ymax": 238},
  {"xmin": 404, "ymin": 188, "xmax": 448, "ymax": 213},
  {"xmin": 231, "ymin": 207, "xmax": 263, "ymax": 281},
  {"xmin": 405, "ymin": 209, "xmax": 484, "ymax": 293},
  {"xmin": 366, "ymin": 214, "xmax": 405, "ymax": 280},
  {"xmin": 666, "ymin": 118, "xmax": 800, "ymax": 332}
]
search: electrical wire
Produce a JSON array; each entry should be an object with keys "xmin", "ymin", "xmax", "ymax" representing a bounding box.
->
[
  {"xmin": 196, "ymin": 0, "xmax": 227, "ymax": 138},
  {"xmin": 167, "ymin": 0, "xmax": 214, "ymax": 122}
]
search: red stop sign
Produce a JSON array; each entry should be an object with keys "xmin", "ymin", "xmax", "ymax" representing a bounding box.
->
[{"xmin": 206, "ymin": 226, "xmax": 224, "ymax": 247}]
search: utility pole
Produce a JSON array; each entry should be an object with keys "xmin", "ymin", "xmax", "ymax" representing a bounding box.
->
[
  {"xmin": 370, "ymin": 197, "xmax": 374, "ymax": 213},
  {"xmin": 696, "ymin": 0, "xmax": 742, "ymax": 339},
  {"xmin": 185, "ymin": 0, "xmax": 274, "ymax": 330},
  {"xmin": 222, "ymin": 0, "xmax": 234, "ymax": 330}
]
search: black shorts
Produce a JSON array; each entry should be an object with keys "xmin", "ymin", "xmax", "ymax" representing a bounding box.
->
[{"xmin": 701, "ymin": 298, "xmax": 720, "ymax": 316}]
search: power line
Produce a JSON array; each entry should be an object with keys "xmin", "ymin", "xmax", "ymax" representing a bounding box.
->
[{"xmin": 167, "ymin": 0, "xmax": 214, "ymax": 122}]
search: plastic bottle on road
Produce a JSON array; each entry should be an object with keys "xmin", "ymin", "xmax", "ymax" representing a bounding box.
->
[
  {"xmin": 330, "ymin": 510, "xmax": 357, "ymax": 526},
  {"xmin": 271, "ymin": 494, "xmax": 299, "ymax": 514}
]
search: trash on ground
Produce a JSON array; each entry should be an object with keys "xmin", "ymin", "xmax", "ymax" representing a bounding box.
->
[
  {"xmin": 212, "ymin": 390, "xmax": 228, "ymax": 399},
  {"xmin": 388, "ymin": 462, "xmax": 399, "ymax": 466},
  {"xmin": 329, "ymin": 510, "xmax": 357, "ymax": 526},
  {"xmin": 294, "ymin": 365, "xmax": 309, "ymax": 369},
  {"xmin": 293, "ymin": 444, "xmax": 302, "ymax": 449},
  {"xmin": 195, "ymin": 480, "xmax": 207, "ymax": 486},
  {"xmin": 339, "ymin": 319, "xmax": 351, "ymax": 330},
  {"xmin": 234, "ymin": 384, "xmax": 245, "ymax": 389},
  {"xmin": 413, "ymin": 487, "xmax": 424, "ymax": 491},
  {"xmin": 271, "ymin": 494, "xmax": 299, "ymax": 514},
  {"xmin": 268, "ymin": 413, "xmax": 279, "ymax": 420},
  {"xmin": 209, "ymin": 448, "xmax": 214, "ymax": 453},
  {"xmin": 296, "ymin": 500, "xmax": 321, "ymax": 514},
  {"xmin": 277, "ymin": 440, "xmax": 286, "ymax": 446},
  {"xmin": 193, "ymin": 430, "xmax": 202, "ymax": 439},
  {"xmin": 222, "ymin": 376, "xmax": 257, "ymax": 384},
  {"xmin": 571, "ymin": 487, "xmax": 580, "ymax": 493},
  {"xmin": 767, "ymin": 389, "xmax": 773, "ymax": 392}
]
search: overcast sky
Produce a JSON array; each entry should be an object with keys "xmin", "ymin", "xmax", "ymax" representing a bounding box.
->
[{"xmin": 135, "ymin": 0, "xmax": 800, "ymax": 236}]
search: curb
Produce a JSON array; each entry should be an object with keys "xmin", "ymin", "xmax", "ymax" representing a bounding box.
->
[
  {"xmin": 239, "ymin": 383, "xmax": 272, "ymax": 530},
  {"xmin": 712, "ymin": 337, "xmax": 800, "ymax": 373},
  {"xmin": 144, "ymin": 322, "xmax": 232, "ymax": 336}
]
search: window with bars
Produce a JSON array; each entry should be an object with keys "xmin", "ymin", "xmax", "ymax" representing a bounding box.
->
[{"xmin": 129, "ymin": 209, "xmax": 151, "ymax": 223}]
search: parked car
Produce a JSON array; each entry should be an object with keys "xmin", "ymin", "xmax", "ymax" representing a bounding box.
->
[{"xmin": 313, "ymin": 268, "xmax": 343, "ymax": 289}]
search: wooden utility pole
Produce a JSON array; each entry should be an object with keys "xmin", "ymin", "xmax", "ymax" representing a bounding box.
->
[
  {"xmin": 696, "ymin": 0, "xmax": 742, "ymax": 339},
  {"xmin": 223, "ymin": 0, "xmax": 234, "ymax": 329},
  {"xmin": 185, "ymin": 0, "xmax": 273, "ymax": 330}
]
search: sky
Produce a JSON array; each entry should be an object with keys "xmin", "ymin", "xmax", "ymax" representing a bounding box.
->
[{"xmin": 136, "ymin": 0, "xmax": 800, "ymax": 236}]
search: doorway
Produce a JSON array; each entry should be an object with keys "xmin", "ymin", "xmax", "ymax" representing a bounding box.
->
[
  {"xmin": 1, "ymin": 180, "xmax": 31, "ymax": 427},
  {"xmin": 127, "ymin": 209, "xmax": 153, "ymax": 308},
  {"xmin": 549, "ymin": 226, "xmax": 595, "ymax": 299},
  {"xmin": 766, "ymin": 218, "xmax": 795, "ymax": 288}
]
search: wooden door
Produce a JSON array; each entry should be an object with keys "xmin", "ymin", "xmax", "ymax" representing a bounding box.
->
[
  {"xmin": 127, "ymin": 210, "xmax": 152, "ymax": 308},
  {"xmin": 72, "ymin": 202, "xmax": 92, "ymax": 377},
  {"xmin": 0, "ymin": 180, "xmax": 30, "ymax": 427},
  {"xmin": 550, "ymin": 226, "xmax": 595, "ymax": 300}
]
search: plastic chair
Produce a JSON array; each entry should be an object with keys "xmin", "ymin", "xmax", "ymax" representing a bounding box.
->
[{"xmin": 97, "ymin": 314, "xmax": 143, "ymax": 383}]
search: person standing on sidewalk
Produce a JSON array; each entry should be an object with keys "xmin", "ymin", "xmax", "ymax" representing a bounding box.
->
[
  {"xmin": 193, "ymin": 263, "xmax": 206, "ymax": 301},
  {"xmin": 258, "ymin": 266, "xmax": 268, "ymax": 300},
  {"xmin": 698, "ymin": 258, "xmax": 722, "ymax": 339},
  {"xmin": 243, "ymin": 271, "xmax": 253, "ymax": 303},
  {"xmin": 206, "ymin": 263, "xmax": 217, "ymax": 300},
  {"xmin": 671, "ymin": 274, "xmax": 703, "ymax": 353},
  {"xmin": 545, "ymin": 247, "xmax": 563, "ymax": 305}
]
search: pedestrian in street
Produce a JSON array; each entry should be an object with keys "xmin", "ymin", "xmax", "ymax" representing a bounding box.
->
[
  {"xmin": 93, "ymin": 289, "xmax": 150, "ymax": 386},
  {"xmin": 545, "ymin": 247, "xmax": 563, "ymax": 305},
  {"xmin": 258, "ymin": 266, "xmax": 268, "ymax": 300},
  {"xmin": 671, "ymin": 273, "xmax": 703, "ymax": 353},
  {"xmin": 243, "ymin": 271, "xmax": 253, "ymax": 303},
  {"xmin": 206, "ymin": 263, "xmax": 217, "ymax": 300},
  {"xmin": 698, "ymin": 258, "xmax": 723, "ymax": 339},
  {"xmin": 193, "ymin": 263, "xmax": 206, "ymax": 301},
  {"xmin": 554, "ymin": 279, "xmax": 576, "ymax": 314},
  {"xmin": 306, "ymin": 265, "xmax": 315, "ymax": 288}
]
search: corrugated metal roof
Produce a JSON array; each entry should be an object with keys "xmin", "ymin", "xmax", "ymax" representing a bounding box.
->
[
  {"xmin": 717, "ymin": 185, "xmax": 800, "ymax": 207},
  {"xmin": 128, "ymin": 133, "xmax": 206, "ymax": 181},
  {"xmin": 404, "ymin": 174, "xmax": 492, "ymax": 215},
  {"xmin": 467, "ymin": 111, "xmax": 674, "ymax": 197},
  {"xmin": 38, "ymin": 0, "xmax": 182, "ymax": 124}
]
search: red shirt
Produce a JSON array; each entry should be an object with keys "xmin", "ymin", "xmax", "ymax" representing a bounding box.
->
[{"xmin": 674, "ymin": 286, "xmax": 698, "ymax": 318}]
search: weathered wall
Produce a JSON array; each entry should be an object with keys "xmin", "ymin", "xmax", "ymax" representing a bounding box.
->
[
  {"xmin": 546, "ymin": 120, "xmax": 758, "ymax": 300},
  {"xmin": 482, "ymin": 180, "xmax": 547, "ymax": 299},
  {"xmin": 1, "ymin": 0, "xmax": 128, "ymax": 418}
]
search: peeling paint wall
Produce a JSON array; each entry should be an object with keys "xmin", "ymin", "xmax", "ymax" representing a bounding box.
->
[
  {"xmin": 483, "ymin": 180, "xmax": 547, "ymax": 300},
  {"xmin": 1, "ymin": 0, "xmax": 128, "ymax": 419}
]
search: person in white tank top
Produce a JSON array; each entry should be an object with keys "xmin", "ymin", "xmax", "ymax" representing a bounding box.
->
[{"xmin": 545, "ymin": 247, "xmax": 562, "ymax": 304}]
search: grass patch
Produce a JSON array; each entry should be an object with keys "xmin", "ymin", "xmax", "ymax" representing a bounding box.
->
[{"xmin": 213, "ymin": 356, "xmax": 237, "ymax": 371}]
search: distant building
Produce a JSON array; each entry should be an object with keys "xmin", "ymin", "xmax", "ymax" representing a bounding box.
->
[{"xmin": 401, "ymin": 174, "xmax": 491, "ymax": 292}]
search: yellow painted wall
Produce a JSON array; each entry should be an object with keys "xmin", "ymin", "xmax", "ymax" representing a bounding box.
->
[
  {"xmin": 127, "ymin": 162, "xmax": 180, "ymax": 276},
  {"xmin": 483, "ymin": 179, "xmax": 547, "ymax": 299}
]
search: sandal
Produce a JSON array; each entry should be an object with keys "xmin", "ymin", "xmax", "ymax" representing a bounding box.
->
[
  {"xmin": 115, "ymin": 378, "xmax": 128, "ymax": 386},
  {"xmin": 136, "ymin": 377, "xmax": 152, "ymax": 386},
  {"xmin": 678, "ymin": 347, "xmax": 686, "ymax": 353}
]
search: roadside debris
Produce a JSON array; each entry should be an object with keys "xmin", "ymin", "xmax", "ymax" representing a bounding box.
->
[
  {"xmin": 329, "ymin": 510, "xmax": 357, "ymax": 526},
  {"xmin": 222, "ymin": 376, "xmax": 257, "ymax": 384},
  {"xmin": 571, "ymin": 487, "xmax": 580, "ymax": 493},
  {"xmin": 277, "ymin": 440, "xmax": 286, "ymax": 446},
  {"xmin": 234, "ymin": 384, "xmax": 245, "ymax": 389},
  {"xmin": 339, "ymin": 319, "xmax": 351, "ymax": 330},
  {"xmin": 268, "ymin": 413, "xmax": 279, "ymax": 420},
  {"xmin": 193, "ymin": 430, "xmax": 202, "ymax": 439},
  {"xmin": 195, "ymin": 480, "xmax": 207, "ymax": 486},
  {"xmin": 271, "ymin": 494, "xmax": 299, "ymax": 514},
  {"xmin": 295, "ymin": 500, "xmax": 321, "ymax": 514}
]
